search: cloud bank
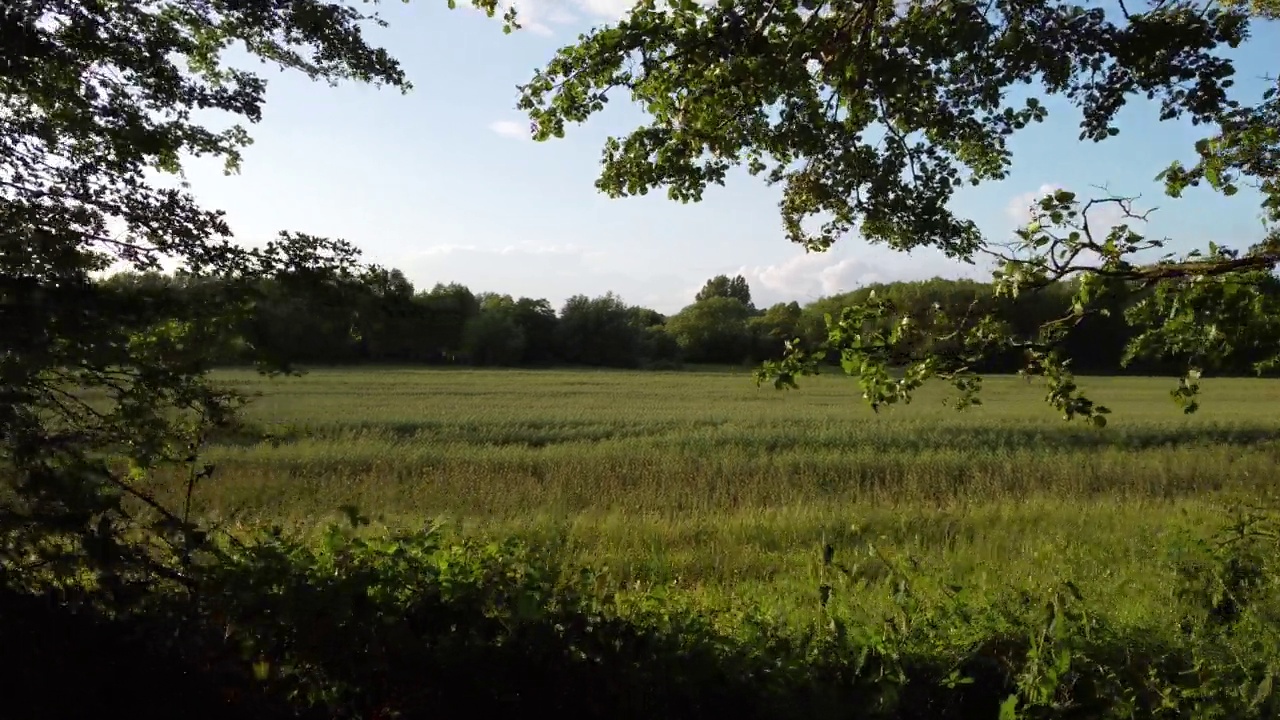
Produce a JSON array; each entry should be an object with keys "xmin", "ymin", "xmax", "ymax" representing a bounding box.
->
[{"xmin": 735, "ymin": 245, "xmax": 982, "ymax": 308}]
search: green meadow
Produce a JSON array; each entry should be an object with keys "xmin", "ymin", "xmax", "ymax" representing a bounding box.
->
[{"xmin": 164, "ymin": 367, "xmax": 1280, "ymax": 627}]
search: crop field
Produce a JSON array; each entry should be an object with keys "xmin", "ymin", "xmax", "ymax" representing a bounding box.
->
[{"xmin": 172, "ymin": 367, "xmax": 1280, "ymax": 626}]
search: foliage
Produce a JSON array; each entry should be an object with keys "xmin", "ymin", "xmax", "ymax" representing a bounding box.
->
[
  {"xmin": 85, "ymin": 269, "xmax": 1280, "ymax": 377},
  {"xmin": 556, "ymin": 292, "xmax": 654, "ymax": 367},
  {"xmin": 8, "ymin": 0, "xmax": 1280, "ymax": 715},
  {"xmin": 516, "ymin": 0, "xmax": 1280, "ymax": 418},
  {"xmin": 202, "ymin": 513, "xmax": 1276, "ymax": 720},
  {"xmin": 103, "ymin": 368, "xmax": 1280, "ymax": 720},
  {"xmin": 6, "ymin": 507, "xmax": 1279, "ymax": 718},
  {"xmin": 666, "ymin": 295, "xmax": 754, "ymax": 363},
  {"xmin": 0, "ymin": 0, "xmax": 513, "ymax": 599},
  {"xmin": 696, "ymin": 273, "xmax": 755, "ymax": 310}
]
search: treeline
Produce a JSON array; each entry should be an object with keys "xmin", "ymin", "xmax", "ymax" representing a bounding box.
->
[{"xmin": 101, "ymin": 269, "xmax": 1279, "ymax": 375}]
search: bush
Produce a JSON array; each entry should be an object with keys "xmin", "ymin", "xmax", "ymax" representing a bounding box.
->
[{"xmin": 3, "ymin": 510, "xmax": 1278, "ymax": 720}]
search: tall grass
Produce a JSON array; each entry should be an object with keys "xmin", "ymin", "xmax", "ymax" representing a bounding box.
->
[{"xmin": 149, "ymin": 367, "xmax": 1280, "ymax": 626}]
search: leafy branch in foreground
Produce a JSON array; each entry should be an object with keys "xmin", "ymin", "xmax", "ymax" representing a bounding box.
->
[
  {"xmin": 759, "ymin": 189, "xmax": 1280, "ymax": 421},
  {"xmin": 519, "ymin": 0, "xmax": 1277, "ymax": 419},
  {"xmin": 1, "ymin": 0, "xmax": 513, "ymax": 599}
]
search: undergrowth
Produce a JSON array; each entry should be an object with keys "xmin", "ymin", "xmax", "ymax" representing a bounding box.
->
[{"xmin": 3, "ymin": 505, "xmax": 1278, "ymax": 720}]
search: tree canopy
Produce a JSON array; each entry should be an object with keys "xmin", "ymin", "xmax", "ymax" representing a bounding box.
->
[
  {"xmin": 696, "ymin": 273, "xmax": 755, "ymax": 308},
  {"xmin": 518, "ymin": 0, "xmax": 1280, "ymax": 421},
  {"xmin": 91, "ymin": 267, "xmax": 1276, "ymax": 380},
  {"xmin": 1, "ymin": 0, "xmax": 512, "ymax": 595}
]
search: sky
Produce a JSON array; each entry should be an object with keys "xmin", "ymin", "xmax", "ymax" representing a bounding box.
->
[{"xmin": 172, "ymin": 1, "xmax": 1280, "ymax": 314}]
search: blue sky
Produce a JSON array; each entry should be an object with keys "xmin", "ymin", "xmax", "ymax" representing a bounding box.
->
[{"xmin": 175, "ymin": 2, "xmax": 1279, "ymax": 314}]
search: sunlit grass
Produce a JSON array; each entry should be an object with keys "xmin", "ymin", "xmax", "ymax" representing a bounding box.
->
[{"xmin": 154, "ymin": 367, "xmax": 1280, "ymax": 626}]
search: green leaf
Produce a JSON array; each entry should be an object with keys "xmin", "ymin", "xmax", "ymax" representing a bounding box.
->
[
  {"xmin": 999, "ymin": 694, "xmax": 1020, "ymax": 720},
  {"xmin": 1252, "ymin": 673, "xmax": 1274, "ymax": 709}
]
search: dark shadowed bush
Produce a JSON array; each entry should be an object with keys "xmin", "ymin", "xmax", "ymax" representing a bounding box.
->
[{"xmin": 3, "ymin": 509, "xmax": 1278, "ymax": 720}]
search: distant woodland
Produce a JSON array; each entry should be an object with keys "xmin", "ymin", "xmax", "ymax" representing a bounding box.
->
[{"xmin": 99, "ymin": 268, "xmax": 1280, "ymax": 376}]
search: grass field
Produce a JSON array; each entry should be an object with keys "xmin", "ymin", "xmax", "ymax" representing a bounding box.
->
[{"xmin": 170, "ymin": 367, "xmax": 1280, "ymax": 627}]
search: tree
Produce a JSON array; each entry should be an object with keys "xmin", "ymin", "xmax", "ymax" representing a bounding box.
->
[
  {"xmin": 1, "ymin": 0, "xmax": 512, "ymax": 597},
  {"xmin": 464, "ymin": 295, "xmax": 527, "ymax": 366},
  {"xmin": 696, "ymin": 274, "xmax": 754, "ymax": 310},
  {"xmin": 246, "ymin": 272, "xmax": 364, "ymax": 365},
  {"xmin": 510, "ymin": 297, "xmax": 561, "ymax": 365},
  {"xmin": 517, "ymin": 0, "xmax": 1279, "ymax": 420},
  {"xmin": 557, "ymin": 293, "xmax": 645, "ymax": 367},
  {"xmin": 630, "ymin": 306, "xmax": 668, "ymax": 328},
  {"xmin": 351, "ymin": 267, "xmax": 419, "ymax": 362},
  {"xmin": 667, "ymin": 297, "xmax": 753, "ymax": 364},
  {"xmin": 419, "ymin": 282, "xmax": 481, "ymax": 362},
  {"xmin": 750, "ymin": 301, "xmax": 804, "ymax": 360}
]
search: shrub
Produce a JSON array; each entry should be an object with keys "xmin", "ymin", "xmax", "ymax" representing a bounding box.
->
[{"xmin": 3, "ymin": 509, "xmax": 1278, "ymax": 720}]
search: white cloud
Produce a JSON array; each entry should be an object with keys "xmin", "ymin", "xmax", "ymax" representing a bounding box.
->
[
  {"xmin": 736, "ymin": 251, "xmax": 882, "ymax": 305},
  {"xmin": 1005, "ymin": 183, "xmax": 1063, "ymax": 228},
  {"xmin": 733, "ymin": 245, "xmax": 978, "ymax": 307},
  {"xmin": 488, "ymin": 119, "xmax": 531, "ymax": 140}
]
